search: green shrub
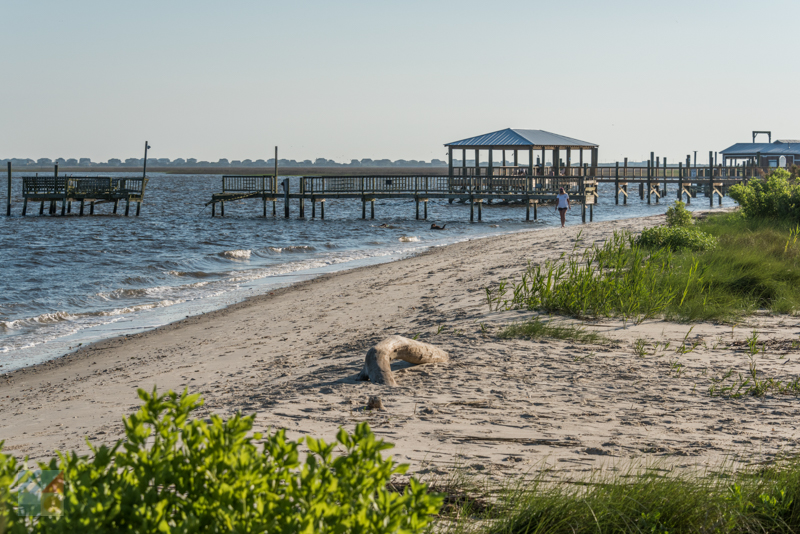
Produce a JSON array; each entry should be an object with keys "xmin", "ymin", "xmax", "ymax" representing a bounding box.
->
[
  {"xmin": 665, "ymin": 200, "xmax": 693, "ymax": 227},
  {"xmin": 729, "ymin": 168, "xmax": 800, "ymax": 219},
  {"xmin": 637, "ymin": 225, "xmax": 718, "ymax": 252},
  {"xmin": 0, "ymin": 389, "xmax": 442, "ymax": 533}
]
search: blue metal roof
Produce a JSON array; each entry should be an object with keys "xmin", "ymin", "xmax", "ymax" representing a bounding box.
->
[
  {"xmin": 446, "ymin": 128, "xmax": 597, "ymax": 148},
  {"xmin": 721, "ymin": 142, "xmax": 800, "ymax": 156}
]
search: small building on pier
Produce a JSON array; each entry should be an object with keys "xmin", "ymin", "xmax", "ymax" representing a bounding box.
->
[
  {"xmin": 444, "ymin": 128, "xmax": 598, "ymax": 178},
  {"xmin": 721, "ymin": 138, "xmax": 800, "ymax": 168}
]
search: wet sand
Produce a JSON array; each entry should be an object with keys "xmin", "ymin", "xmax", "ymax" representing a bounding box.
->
[{"xmin": 2, "ymin": 210, "xmax": 799, "ymax": 480}]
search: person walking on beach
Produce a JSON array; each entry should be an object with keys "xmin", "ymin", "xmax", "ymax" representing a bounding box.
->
[{"xmin": 556, "ymin": 187, "xmax": 570, "ymax": 228}]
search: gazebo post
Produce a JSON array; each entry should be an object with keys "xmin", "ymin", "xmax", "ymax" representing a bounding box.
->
[
  {"xmin": 566, "ymin": 148, "xmax": 571, "ymax": 175},
  {"xmin": 579, "ymin": 150, "xmax": 584, "ymax": 174},
  {"xmin": 448, "ymin": 147, "xmax": 453, "ymax": 185},
  {"xmin": 591, "ymin": 148, "xmax": 598, "ymax": 176},
  {"xmin": 514, "ymin": 150, "xmax": 518, "ymax": 168},
  {"xmin": 528, "ymin": 148, "xmax": 533, "ymax": 176},
  {"xmin": 554, "ymin": 148, "xmax": 560, "ymax": 176}
]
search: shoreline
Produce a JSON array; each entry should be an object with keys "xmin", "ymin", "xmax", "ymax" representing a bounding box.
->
[{"xmin": 3, "ymin": 209, "xmax": 798, "ymax": 481}]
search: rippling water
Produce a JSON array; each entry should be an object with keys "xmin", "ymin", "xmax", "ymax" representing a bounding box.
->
[{"xmin": 0, "ymin": 173, "xmax": 737, "ymax": 371}]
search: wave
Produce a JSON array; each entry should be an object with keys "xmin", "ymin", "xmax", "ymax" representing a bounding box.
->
[
  {"xmin": 265, "ymin": 245, "xmax": 316, "ymax": 254},
  {"xmin": 165, "ymin": 270, "xmax": 213, "ymax": 278},
  {"xmin": 399, "ymin": 236, "xmax": 420, "ymax": 242},
  {"xmin": 0, "ymin": 300, "xmax": 187, "ymax": 331},
  {"xmin": 220, "ymin": 249, "xmax": 251, "ymax": 261}
]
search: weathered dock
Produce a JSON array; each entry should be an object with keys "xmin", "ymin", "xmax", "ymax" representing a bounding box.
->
[
  {"xmin": 208, "ymin": 173, "xmax": 597, "ymax": 222},
  {"xmin": 20, "ymin": 175, "xmax": 148, "ymax": 216},
  {"xmin": 206, "ymin": 175, "xmax": 278, "ymax": 217}
]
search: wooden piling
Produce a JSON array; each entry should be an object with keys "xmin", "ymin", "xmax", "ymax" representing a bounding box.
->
[
  {"xmin": 423, "ymin": 200, "xmax": 427, "ymax": 220},
  {"xmin": 320, "ymin": 200, "xmax": 325, "ymax": 219},
  {"xmin": 114, "ymin": 200, "xmax": 119, "ymax": 214},
  {"xmin": 708, "ymin": 151, "xmax": 713, "ymax": 208},
  {"xmin": 79, "ymin": 199, "xmax": 85, "ymax": 216},
  {"xmin": 136, "ymin": 202, "xmax": 141, "ymax": 216},
  {"xmin": 614, "ymin": 162, "xmax": 619, "ymax": 205},
  {"xmin": 90, "ymin": 201, "xmax": 95, "ymax": 215},
  {"xmin": 22, "ymin": 198, "xmax": 27, "ymax": 216},
  {"xmin": 312, "ymin": 199, "xmax": 316, "ymax": 218},
  {"xmin": 6, "ymin": 162, "xmax": 10, "ymax": 217},
  {"xmin": 370, "ymin": 199, "xmax": 375, "ymax": 220},
  {"xmin": 283, "ymin": 178, "xmax": 290, "ymax": 218},
  {"xmin": 125, "ymin": 199, "xmax": 131, "ymax": 216},
  {"xmin": 477, "ymin": 200, "xmax": 482, "ymax": 222},
  {"xmin": 415, "ymin": 198, "xmax": 419, "ymax": 220}
]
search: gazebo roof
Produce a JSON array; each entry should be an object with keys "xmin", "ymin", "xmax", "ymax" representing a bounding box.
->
[
  {"xmin": 445, "ymin": 128, "xmax": 598, "ymax": 149},
  {"xmin": 721, "ymin": 141, "xmax": 800, "ymax": 157}
]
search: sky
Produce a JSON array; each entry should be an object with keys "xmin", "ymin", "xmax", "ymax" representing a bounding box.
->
[{"xmin": 2, "ymin": 0, "xmax": 798, "ymax": 164}]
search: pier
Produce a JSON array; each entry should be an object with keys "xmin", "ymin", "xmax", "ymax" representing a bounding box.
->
[{"xmin": 19, "ymin": 175, "xmax": 148, "ymax": 216}]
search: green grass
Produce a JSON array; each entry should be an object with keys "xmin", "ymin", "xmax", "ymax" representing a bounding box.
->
[
  {"xmin": 673, "ymin": 213, "xmax": 800, "ymax": 319},
  {"xmin": 485, "ymin": 214, "xmax": 800, "ymax": 323},
  {"xmin": 438, "ymin": 459, "xmax": 800, "ymax": 534},
  {"xmin": 498, "ymin": 316, "xmax": 611, "ymax": 345}
]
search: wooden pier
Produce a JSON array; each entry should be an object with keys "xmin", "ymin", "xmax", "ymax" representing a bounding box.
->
[
  {"xmin": 206, "ymin": 175, "xmax": 278, "ymax": 217},
  {"xmin": 208, "ymin": 173, "xmax": 598, "ymax": 222},
  {"xmin": 205, "ymin": 162, "xmax": 756, "ymax": 222},
  {"xmin": 20, "ymin": 175, "xmax": 148, "ymax": 216}
]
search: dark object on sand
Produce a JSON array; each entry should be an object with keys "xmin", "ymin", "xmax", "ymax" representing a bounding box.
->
[
  {"xmin": 378, "ymin": 223, "xmax": 389, "ymax": 228},
  {"xmin": 367, "ymin": 396, "xmax": 385, "ymax": 411},
  {"xmin": 430, "ymin": 223, "xmax": 446, "ymax": 230}
]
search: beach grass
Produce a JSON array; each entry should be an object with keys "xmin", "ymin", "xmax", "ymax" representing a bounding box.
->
[
  {"xmin": 497, "ymin": 316, "xmax": 611, "ymax": 345},
  {"xmin": 437, "ymin": 459, "xmax": 800, "ymax": 534},
  {"xmin": 486, "ymin": 212, "xmax": 800, "ymax": 323}
]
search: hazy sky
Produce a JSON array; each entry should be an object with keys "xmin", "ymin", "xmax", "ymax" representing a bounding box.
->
[{"xmin": 3, "ymin": 0, "xmax": 798, "ymax": 164}]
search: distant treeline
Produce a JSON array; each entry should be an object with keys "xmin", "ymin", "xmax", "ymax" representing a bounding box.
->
[
  {"xmin": 0, "ymin": 157, "xmax": 663, "ymax": 169},
  {"xmin": 0, "ymin": 157, "xmax": 450, "ymax": 168}
]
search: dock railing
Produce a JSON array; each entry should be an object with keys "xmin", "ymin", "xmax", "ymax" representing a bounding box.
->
[
  {"xmin": 302, "ymin": 175, "xmax": 450, "ymax": 195},
  {"xmin": 222, "ymin": 175, "xmax": 276, "ymax": 194}
]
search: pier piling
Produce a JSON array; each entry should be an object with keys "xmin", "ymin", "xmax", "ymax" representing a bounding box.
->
[{"xmin": 6, "ymin": 162, "xmax": 10, "ymax": 216}]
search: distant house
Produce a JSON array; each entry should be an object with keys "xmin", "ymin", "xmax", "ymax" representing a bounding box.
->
[{"xmin": 721, "ymin": 133, "xmax": 800, "ymax": 168}]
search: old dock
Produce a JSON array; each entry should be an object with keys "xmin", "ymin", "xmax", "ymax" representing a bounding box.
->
[{"xmin": 19, "ymin": 173, "xmax": 148, "ymax": 216}]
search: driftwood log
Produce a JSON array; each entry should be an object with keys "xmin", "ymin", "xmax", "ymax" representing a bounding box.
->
[{"xmin": 358, "ymin": 335, "xmax": 449, "ymax": 387}]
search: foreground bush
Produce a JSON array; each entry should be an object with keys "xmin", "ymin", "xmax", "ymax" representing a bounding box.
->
[
  {"xmin": 636, "ymin": 225, "xmax": 718, "ymax": 251},
  {"xmin": 0, "ymin": 389, "xmax": 442, "ymax": 533},
  {"xmin": 729, "ymin": 168, "xmax": 800, "ymax": 219}
]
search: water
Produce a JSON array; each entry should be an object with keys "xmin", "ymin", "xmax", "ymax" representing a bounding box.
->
[{"xmin": 0, "ymin": 173, "xmax": 737, "ymax": 371}]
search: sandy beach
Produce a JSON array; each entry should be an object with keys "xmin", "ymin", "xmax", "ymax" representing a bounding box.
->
[{"xmin": 2, "ymin": 211, "xmax": 799, "ymax": 481}]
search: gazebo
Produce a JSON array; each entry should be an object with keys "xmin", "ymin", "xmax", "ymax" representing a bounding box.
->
[{"xmin": 444, "ymin": 128, "xmax": 599, "ymax": 179}]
